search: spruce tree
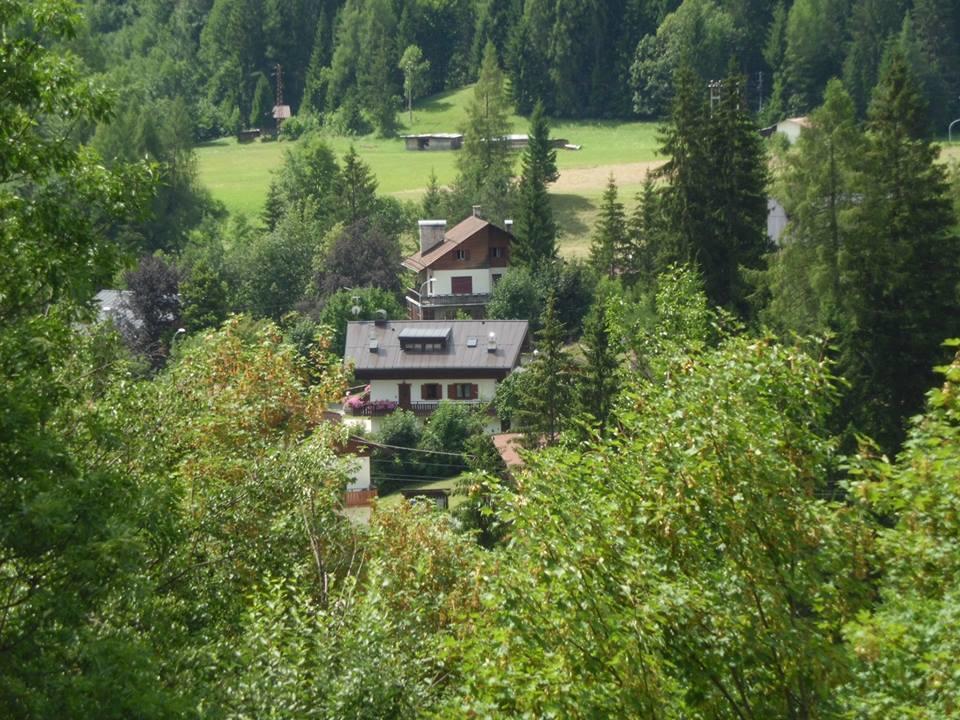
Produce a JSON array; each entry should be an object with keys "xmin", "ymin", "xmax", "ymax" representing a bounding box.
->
[
  {"xmin": 514, "ymin": 292, "xmax": 576, "ymax": 446},
  {"xmin": 576, "ymin": 297, "xmax": 622, "ymax": 432},
  {"xmin": 838, "ymin": 49, "xmax": 960, "ymax": 451},
  {"xmin": 625, "ymin": 175, "xmax": 664, "ymax": 285},
  {"xmin": 590, "ymin": 174, "xmax": 628, "ymax": 279},
  {"xmin": 336, "ymin": 145, "xmax": 378, "ymax": 224},
  {"xmin": 764, "ymin": 79, "xmax": 861, "ymax": 335},
  {"xmin": 657, "ymin": 60, "xmax": 769, "ymax": 316},
  {"xmin": 513, "ymin": 100, "xmax": 559, "ymax": 267},
  {"xmin": 249, "ymin": 72, "xmax": 272, "ymax": 129}
]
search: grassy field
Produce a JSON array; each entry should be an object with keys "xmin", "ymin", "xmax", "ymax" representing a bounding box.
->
[{"xmin": 195, "ymin": 85, "xmax": 662, "ymax": 255}]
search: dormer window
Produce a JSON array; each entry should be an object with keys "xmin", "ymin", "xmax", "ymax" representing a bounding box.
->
[{"xmin": 399, "ymin": 326, "xmax": 451, "ymax": 353}]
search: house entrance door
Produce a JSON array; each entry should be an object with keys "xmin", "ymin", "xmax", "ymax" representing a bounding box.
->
[{"xmin": 398, "ymin": 382, "xmax": 411, "ymax": 410}]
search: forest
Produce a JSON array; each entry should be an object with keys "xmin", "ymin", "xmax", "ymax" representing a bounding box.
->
[{"xmin": 3, "ymin": 0, "xmax": 960, "ymax": 717}]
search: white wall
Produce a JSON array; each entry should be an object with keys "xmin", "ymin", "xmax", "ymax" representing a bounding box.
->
[
  {"xmin": 777, "ymin": 120, "xmax": 804, "ymax": 144},
  {"xmin": 429, "ymin": 269, "xmax": 493, "ymax": 296},
  {"xmin": 369, "ymin": 377, "xmax": 499, "ymax": 403},
  {"xmin": 345, "ymin": 456, "xmax": 371, "ymax": 491}
]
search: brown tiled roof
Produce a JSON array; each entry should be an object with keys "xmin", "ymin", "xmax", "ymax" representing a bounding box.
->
[
  {"xmin": 492, "ymin": 433, "xmax": 525, "ymax": 468},
  {"xmin": 402, "ymin": 215, "xmax": 490, "ymax": 271},
  {"xmin": 344, "ymin": 319, "xmax": 528, "ymax": 378}
]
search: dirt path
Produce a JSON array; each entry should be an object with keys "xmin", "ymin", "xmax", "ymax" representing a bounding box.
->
[
  {"xmin": 552, "ymin": 160, "xmax": 664, "ymax": 192},
  {"xmin": 391, "ymin": 159, "xmax": 667, "ymax": 200}
]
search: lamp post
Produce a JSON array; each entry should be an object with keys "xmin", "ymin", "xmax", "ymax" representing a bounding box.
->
[{"xmin": 418, "ymin": 277, "xmax": 434, "ymax": 320}]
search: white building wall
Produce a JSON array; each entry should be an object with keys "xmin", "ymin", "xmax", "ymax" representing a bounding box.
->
[
  {"xmin": 429, "ymin": 268, "xmax": 494, "ymax": 296},
  {"xmin": 369, "ymin": 377, "xmax": 499, "ymax": 403},
  {"xmin": 345, "ymin": 456, "xmax": 371, "ymax": 492}
]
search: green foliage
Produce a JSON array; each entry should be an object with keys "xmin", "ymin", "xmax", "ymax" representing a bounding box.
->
[
  {"xmin": 263, "ymin": 133, "xmax": 341, "ymax": 230},
  {"xmin": 420, "ymin": 402, "xmax": 486, "ymax": 470},
  {"xmin": 399, "ymin": 44, "xmax": 430, "ymax": 123},
  {"xmin": 486, "ymin": 265, "xmax": 542, "ymax": 324},
  {"xmin": 631, "ymin": 0, "xmax": 740, "ymax": 117},
  {"xmin": 231, "ymin": 202, "xmax": 321, "ymax": 319},
  {"xmin": 0, "ymin": 3, "xmax": 156, "ymax": 708},
  {"xmin": 336, "ymin": 145, "xmax": 379, "ymax": 224},
  {"xmin": 373, "ymin": 409, "xmax": 424, "ymax": 492},
  {"xmin": 448, "ymin": 333, "xmax": 872, "ymax": 717},
  {"xmin": 842, "ymin": 345, "xmax": 960, "ymax": 716}
]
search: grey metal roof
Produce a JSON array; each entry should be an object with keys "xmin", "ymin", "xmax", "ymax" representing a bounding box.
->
[{"xmin": 345, "ymin": 320, "xmax": 528, "ymax": 376}]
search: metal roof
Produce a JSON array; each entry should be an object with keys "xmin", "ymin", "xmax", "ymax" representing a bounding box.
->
[{"xmin": 345, "ymin": 320, "xmax": 528, "ymax": 377}]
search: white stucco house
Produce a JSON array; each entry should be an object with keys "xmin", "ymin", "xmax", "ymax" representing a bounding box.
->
[{"xmin": 340, "ymin": 319, "xmax": 529, "ymax": 434}]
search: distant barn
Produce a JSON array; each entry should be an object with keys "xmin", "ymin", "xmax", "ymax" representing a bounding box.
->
[
  {"xmin": 402, "ymin": 133, "xmax": 463, "ymax": 151},
  {"xmin": 401, "ymin": 132, "xmax": 570, "ymax": 151}
]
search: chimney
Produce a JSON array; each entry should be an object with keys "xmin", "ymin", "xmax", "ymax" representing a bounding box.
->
[
  {"xmin": 418, "ymin": 220, "xmax": 446, "ymax": 254},
  {"xmin": 487, "ymin": 331, "xmax": 497, "ymax": 353},
  {"xmin": 504, "ymin": 219, "xmax": 514, "ymax": 233},
  {"xmin": 374, "ymin": 309, "xmax": 387, "ymax": 325},
  {"xmin": 472, "ymin": 204, "xmax": 482, "ymax": 218}
]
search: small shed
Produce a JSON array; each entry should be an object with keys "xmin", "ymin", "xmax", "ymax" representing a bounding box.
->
[{"xmin": 402, "ymin": 133, "xmax": 463, "ymax": 151}]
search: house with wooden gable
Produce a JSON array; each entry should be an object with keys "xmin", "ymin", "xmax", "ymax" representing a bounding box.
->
[
  {"xmin": 341, "ymin": 318, "xmax": 528, "ymax": 434},
  {"xmin": 403, "ymin": 209, "xmax": 514, "ymax": 320}
]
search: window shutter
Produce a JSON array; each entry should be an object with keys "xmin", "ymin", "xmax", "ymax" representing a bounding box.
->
[
  {"xmin": 447, "ymin": 384, "xmax": 456, "ymax": 399},
  {"xmin": 420, "ymin": 384, "xmax": 427, "ymax": 400},
  {"xmin": 471, "ymin": 384, "xmax": 479, "ymax": 400}
]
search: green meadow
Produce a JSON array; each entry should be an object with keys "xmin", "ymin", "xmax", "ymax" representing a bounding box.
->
[{"xmin": 195, "ymin": 86, "xmax": 663, "ymax": 256}]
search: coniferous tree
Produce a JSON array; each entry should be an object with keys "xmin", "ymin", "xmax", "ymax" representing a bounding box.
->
[
  {"xmin": 705, "ymin": 62, "xmax": 770, "ymax": 316},
  {"xmin": 654, "ymin": 61, "xmax": 710, "ymax": 267},
  {"xmin": 421, "ymin": 169, "xmax": 446, "ymax": 219},
  {"xmin": 249, "ymin": 72, "xmax": 272, "ymax": 128},
  {"xmin": 837, "ymin": 48, "xmax": 960, "ymax": 450},
  {"xmin": 590, "ymin": 174, "xmax": 628, "ymax": 279},
  {"xmin": 456, "ymin": 42, "xmax": 514, "ymax": 221},
  {"xmin": 764, "ymin": 79, "xmax": 861, "ymax": 335},
  {"xmin": 513, "ymin": 292, "xmax": 576, "ymax": 445},
  {"xmin": 336, "ymin": 146, "xmax": 378, "ymax": 224},
  {"xmin": 513, "ymin": 100, "xmax": 558, "ymax": 267},
  {"xmin": 625, "ymin": 175, "xmax": 664, "ymax": 285},
  {"xmin": 576, "ymin": 297, "xmax": 622, "ymax": 432},
  {"xmin": 657, "ymin": 60, "xmax": 769, "ymax": 316}
]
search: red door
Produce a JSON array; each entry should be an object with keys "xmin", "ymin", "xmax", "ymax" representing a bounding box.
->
[{"xmin": 451, "ymin": 276, "xmax": 473, "ymax": 295}]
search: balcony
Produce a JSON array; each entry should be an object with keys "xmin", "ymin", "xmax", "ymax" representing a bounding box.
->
[
  {"xmin": 344, "ymin": 399, "xmax": 490, "ymax": 418},
  {"xmin": 405, "ymin": 288, "xmax": 492, "ymax": 308}
]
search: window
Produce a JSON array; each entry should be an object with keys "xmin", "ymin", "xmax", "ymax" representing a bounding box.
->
[
  {"xmin": 489, "ymin": 246, "xmax": 504, "ymax": 259},
  {"xmin": 454, "ymin": 383, "xmax": 476, "ymax": 399},
  {"xmin": 421, "ymin": 383, "xmax": 442, "ymax": 400},
  {"xmin": 455, "ymin": 248, "xmax": 469, "ymax": 260},
  {"xmin": 404, "ymin": 342, "xmax": 444, "ymax": 353},
  {"xmin": 492, "ymin": 273, "xmax": 503, "ymax": 286},
  {"xmin": 451, "ymin": 276, "xmax": 473, "ymax": 294}
]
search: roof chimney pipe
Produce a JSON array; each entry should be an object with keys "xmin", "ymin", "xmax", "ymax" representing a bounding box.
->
[
  {"xmin": 472, "ymin": 204, "xmax": 482, "ymax": 218},
  {"xmin": 504, "ymin": 218, "xmax": 514, "ymax": 233}
]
